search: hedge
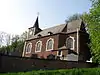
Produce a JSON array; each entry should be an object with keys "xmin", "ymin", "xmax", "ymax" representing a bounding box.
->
[{"xmin": 0, "ymin": 68, "xmax": 100, "ymax": 75}]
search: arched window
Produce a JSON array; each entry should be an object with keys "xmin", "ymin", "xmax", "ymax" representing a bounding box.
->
[
  {"xmin": 26, "ymin": 42, "xmax": 32, "ymax": 53},
  {"xmin": 35, "ymin": 41, "xmax": 42, "ymax": 52},
  {"xmin": 66, "ymin": 36, "xmax": 75, "ymax": 50},
  {"xmin": 46, "ymin": 38, "xmax": 54, "ymax": 51}
]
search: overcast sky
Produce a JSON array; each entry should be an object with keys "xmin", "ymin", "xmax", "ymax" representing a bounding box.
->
[{"xmin": 0, "ymin": 0, "xmax": 91, "ymax": 35}]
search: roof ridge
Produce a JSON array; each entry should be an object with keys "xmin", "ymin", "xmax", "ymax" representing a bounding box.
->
[
  {"xmin": 42, "ymin": 24, "xmax": 66, "ymax": 30},
  {"xmin": 68, "ymin": 19, "xmax": 82, "ymax": 24}
]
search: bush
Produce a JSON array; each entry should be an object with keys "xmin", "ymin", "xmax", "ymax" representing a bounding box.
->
[{"xmin": 0, "ymin": 68, "xmax": 100, "ymax": 75}]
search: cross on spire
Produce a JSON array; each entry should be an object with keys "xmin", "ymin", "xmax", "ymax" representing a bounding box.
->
[{"xmin": 37, "ymin": 12, "xmax": 39, "ymax": 17}]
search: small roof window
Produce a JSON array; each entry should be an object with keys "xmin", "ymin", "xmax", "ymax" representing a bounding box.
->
[
  {"xmin": 48, "ymin": 32, "xmax": 53, "ymax": 35},
  {"xmin": 37, "ymin": 34, "xmax": 42, "ymax": 38}
]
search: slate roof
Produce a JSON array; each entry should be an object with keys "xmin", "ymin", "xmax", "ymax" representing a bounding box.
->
[
  {"xmin": 59, "ymin": 45, "xmax": 67, "ymax": 50},
  {"xmin": 67, "ymin": 19, "xmax": 82, "ymax": 33},
  {"xmin": 28, "ymin": 19, "xmax": 83, "ymax": 40},
  {"xmin": 29, "ymin": 24, "xmax": 66, "ymax": 39}
]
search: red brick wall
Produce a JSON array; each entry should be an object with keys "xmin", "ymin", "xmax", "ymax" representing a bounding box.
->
[
  {"xmin": 24, "ymin": 32, "xmax": 79, "ymax": 58},
  {"xmin": 58, "ymin": 33, "xmax": 78, "ymax": 56},
  {"xmin": 67, "ymin": 33, "xmax": 78, "ymax": 53},
  {"xmin": 24, "ymin": 34, "xmax": 59, "ymax": 58},
  {"xmin": 23, "ymin": 31, "xmax": 91, "ymax": 62},
  {"xmin": 58, "ymin": 34, "xmax": 67, "ymax": 47},
  {"xmin": 79, "ymin": 32, "xmax": 91, "ymax": 61}
]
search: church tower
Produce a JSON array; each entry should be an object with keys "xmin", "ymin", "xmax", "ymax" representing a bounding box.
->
[{"xmin": 28, "ymin": 16, "xmax": 42, "ymax": 39}]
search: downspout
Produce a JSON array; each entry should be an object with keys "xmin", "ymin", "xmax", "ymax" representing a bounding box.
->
[{"xmin": 77, "ymin": 28, "xmax": 79, "ymax": 54}]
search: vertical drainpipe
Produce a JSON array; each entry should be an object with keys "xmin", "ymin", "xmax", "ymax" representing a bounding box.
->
[{"xmin": 77, "ymin": 28, "xmax": 79, "ymax": 54}]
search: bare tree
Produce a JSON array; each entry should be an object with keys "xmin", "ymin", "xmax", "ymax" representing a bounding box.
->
[
  {"xmin": 0, "ymin": 31, "xmax": 12, "ymax": 47},
  {"xmin": 20, "ymin": 31, "xmax": 28, "ymax": 41},
  {"xmin": 65, "ymin": 13, "xmax": 82, "ymax": 23}
]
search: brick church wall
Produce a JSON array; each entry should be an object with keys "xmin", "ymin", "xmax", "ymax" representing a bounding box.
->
[{"xmin": 24, "ymin": 34, "xmax": 59, "ymax": 58}]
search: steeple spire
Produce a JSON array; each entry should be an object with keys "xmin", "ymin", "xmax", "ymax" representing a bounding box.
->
[
  {"xmin": 33, "ymin": 16, "xmax": 39, "ymax": 28},
  {"xmin": 28, "ymin": 13, "xmax": 42, "ymax": 38}
]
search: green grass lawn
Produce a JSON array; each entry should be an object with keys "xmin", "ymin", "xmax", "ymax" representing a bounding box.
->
[{"xmin": 0, "ymin": 68, "xmax": 100, "ymax": 75}]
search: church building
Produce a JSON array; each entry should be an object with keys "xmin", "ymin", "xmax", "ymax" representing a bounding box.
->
[{"xmin": 22, "ymin": 16, "xmax": 91, "ymax": 61}]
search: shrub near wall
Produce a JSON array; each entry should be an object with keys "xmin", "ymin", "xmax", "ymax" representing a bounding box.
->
[{"xmin": 0, "ymin": 68, "xmax": 100, "ymax": 75}]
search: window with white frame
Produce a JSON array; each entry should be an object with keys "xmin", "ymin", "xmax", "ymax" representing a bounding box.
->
[
  {"xmin": 26, "ymin": 42, "xmax": 32, "ymax": 53},
  {"xmin": 66, "ymin": 36, "xmax": 75, "ymax": 50},
  {"xmin": 35, "ymin": 41, "xmax": 42, "ymax": 52},
  {"xmin": 46, "ymin": 38, "xmax": 54, "ymax": 51}
]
